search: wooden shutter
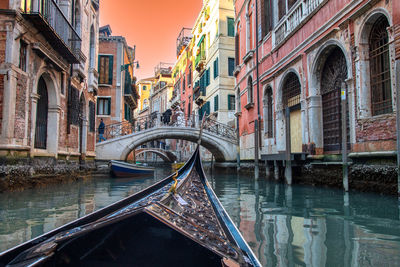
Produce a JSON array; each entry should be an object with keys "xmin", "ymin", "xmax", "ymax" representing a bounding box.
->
[
  {"xmin": 206, "ymin": 68, "xmax": 210, "ymax": 86},
  {"xmin": 107, "ymin": 98, "xmax": 111, "ymax": 115},
  {"xmin": 227, "ymin": 17, "xmax": 234, "ymax": 37},
  {"xmin": 214, "ymin": 95, "xmax": 219, "ymax": 111},
  {"xmin": 108, "ymin": 55, "xmax": 113, "ymax": 85}
]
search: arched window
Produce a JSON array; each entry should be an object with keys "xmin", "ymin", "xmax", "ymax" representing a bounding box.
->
[
  {"xmin": 237, "ymin": 87, "xmax": 241, "ymax": 112},
  {"xmin": 247, "ymin": 0, "xmax": 253, "ymax": 51},
  {"xmin": 264, "ymin": 86, "xmax": 273, "ymax": 138},
  {"xmin": 35, "ymin": 77, "xmax": 48, "ymax": 149},
  {"xmin": 235, "ymin": 24, "xmax": 240, "ymax": 66},
  {"xmin": 247, "ymin": 76, "xmax": 253, "ymax": 104},
  {"xmin": 282, "ymin": 72, "xmax": 300, "ymax": 108},
  {"xmin": 369, "ymin": 16, "xmax": 392, "ymax": 116}
]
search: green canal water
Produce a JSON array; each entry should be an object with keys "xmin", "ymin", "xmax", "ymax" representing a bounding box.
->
[{"xmin": 1, "ymin": 167, "xmax": 400, "ymax": 266}]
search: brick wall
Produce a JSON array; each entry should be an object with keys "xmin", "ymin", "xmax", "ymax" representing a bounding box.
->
[
  {"xmin": 14, "ymin": 73, "xmax": 27, "ymax": 141},
  {"xmin": 355, "ymin": 115, "xmax": 397, "ymax": 151}
]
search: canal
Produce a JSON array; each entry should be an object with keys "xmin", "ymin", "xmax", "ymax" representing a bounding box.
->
[{"xmin": 1, "ymin": 167, "xmax": 400, "ymax": 266}]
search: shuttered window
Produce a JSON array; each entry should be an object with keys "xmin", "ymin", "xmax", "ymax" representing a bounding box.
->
[
  {"xmin": 89, "ymin": 101, "xmax": 95, "ymax": 132},
  {"xmin": 214, "ymin": 95, "xmax": 219, "ymax": 111},
  {"xmin": 228, "ymin": 57, "xmax": 235, "ymax": 76},
  {"xmin": 213, "ymin": 57, "xmax": 219, "ymax": 79},
  {"xmin": 206, "ymin": 68, "xmax": 210, "ymax": 86},
  {"xmin": 227, "ymin": 17, "xmax": 235, "ymax": 37},
  {"xmin": 68, "ymin": 86, "xmax": 80, "ymax": 126},
  {"xmin": 98, "ymin": 55, "xmax": 113, "ymax": 85}
]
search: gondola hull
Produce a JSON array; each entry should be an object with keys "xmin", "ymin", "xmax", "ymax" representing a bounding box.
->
[{"xmin": 0, "ymin": 148, "xmax": 261, "ymax": 267}]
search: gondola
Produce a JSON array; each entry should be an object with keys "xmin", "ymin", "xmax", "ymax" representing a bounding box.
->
[
  {"xmin": 109, "ymin": 160, "xmax": 155, "ymax": 178},
  {"xmin": 0, "ymin": 141, "xmax": 261, "ymax": 266}
]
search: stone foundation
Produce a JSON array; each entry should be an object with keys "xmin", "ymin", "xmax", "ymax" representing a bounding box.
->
[{"xmin": 0, "ymin": 156, "xmax": 98, "ymax": 192}]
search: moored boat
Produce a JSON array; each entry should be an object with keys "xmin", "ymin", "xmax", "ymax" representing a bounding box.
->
[
  {"xmin": 0, "ymin": 146, "xmax": 261, "ymax": 267},
  {"xmin": 109, "ymin": 160, "xmax": 155, "ymax": 177}
]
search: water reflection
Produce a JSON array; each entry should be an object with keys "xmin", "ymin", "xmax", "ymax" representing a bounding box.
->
[
  {"xmin": 1, "ymin": 167, "xmax": 400, "ymax": 267},
  {"xmin": 0, "ymin": 168, "xmax": 170, "ymax": 253},
  {"xmin": 212, "ymin": 171, "xmax": 400, "ymax": 267}
]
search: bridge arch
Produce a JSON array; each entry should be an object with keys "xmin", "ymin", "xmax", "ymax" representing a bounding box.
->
[
  {"xmin": 96, "ymin": 127, "xmax": 237, "ymax": 162},
  {"xmin": 135, "ymin": 148, "xmax": 177, "ymax": 162}
]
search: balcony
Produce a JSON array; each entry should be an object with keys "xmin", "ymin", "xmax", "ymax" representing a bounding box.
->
[
  {"xmin": 195, "ymin": 49, "xmax": 206, "ymax": 72},
  {"xmin": 272, "ymin": 0, "xmax": 324, "ymax": 48},
  {"xmin": 170, "ymin": 89, "xmax": 181, "ymax": 109},
  {"xmin": 193, "ymin": 81, "xmax": 206, "ymax": 101},
  {"xmin": 88, "ymin": 68, "xmax": 99, "ymax": 94},
  {"xmin": 21, "ymin": 0, "xmax": 81, "ymax": 64},
  {"xmin": 124, "ymin": 74, "xmax": 139, "ymax": 109},
  {"xmin": 154, "ymin": 62, "xmax": 173, "ymax": 77},
  {"xmin": 176, "ymin": 27, "xmax": 192, "ymax": 57}
]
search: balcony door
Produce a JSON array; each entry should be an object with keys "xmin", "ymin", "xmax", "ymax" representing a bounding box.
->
[{"xmin": 35, "ymin": 77, "xmax": 48, "ymax": 149}]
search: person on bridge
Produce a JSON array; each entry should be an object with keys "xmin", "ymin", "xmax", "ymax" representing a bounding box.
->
[{"xmin": 98, "ymin": 118, "xmax": 106, "ymax": 142}]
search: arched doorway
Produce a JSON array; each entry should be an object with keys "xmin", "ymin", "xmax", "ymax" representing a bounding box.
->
[
  {"xmin": 282, "ymin": 72, "xmax": 302, "ymax": 153},
  {"xmin": 35, "ymin": 77, "xmax": 48, "ymax": 149},
  {"xmin": 320, "ymin": 47, "xmax": 349, "ymax": 152}
]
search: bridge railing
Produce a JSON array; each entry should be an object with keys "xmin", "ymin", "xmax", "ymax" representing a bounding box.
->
[{"xmin": 97, "ymin": 112, "xmax": 237, "ymax": 143}]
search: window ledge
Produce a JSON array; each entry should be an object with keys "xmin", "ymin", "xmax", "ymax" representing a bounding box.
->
[
  {"xmin": 233, "ymin": 65, "xmax": 241, "ymax": 76},
  {"xmin": 99, "ymin": 84, "xmax": 112, "ymax": 88},
  {"xmin": 243, "ymin": 51, "xmax": 254, "ymax": 64},
  {"xmin": 244, "ymin": 103, "xmax": 254, "ymax": 110}
]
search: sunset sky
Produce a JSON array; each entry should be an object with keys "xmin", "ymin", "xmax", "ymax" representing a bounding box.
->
[{"xmin": 99, "ymin": 0, "xmax": 203, "ymax": 80}]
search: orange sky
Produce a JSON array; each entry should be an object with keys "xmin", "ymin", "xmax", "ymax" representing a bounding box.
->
[{"xmin": 99, "ymin": 0, "xmax": 203, "ymax": 80}]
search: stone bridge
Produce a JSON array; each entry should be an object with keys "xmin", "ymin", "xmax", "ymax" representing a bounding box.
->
[
  {"xmin": 96, "ymin": 116, "xmax": 238, "ymax": 162},
  {"xmin": 135, "ymin": 148, "xmax": 177, "ymax": 162}
]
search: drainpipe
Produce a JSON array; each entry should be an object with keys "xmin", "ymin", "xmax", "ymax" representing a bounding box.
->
[
  {"xmin": 254, "ymin": 0, "xmax": 261, "ymax": 179},
  {"xmin": 396, "ymin": 60, "xmax": 400, "ymax": 199}
]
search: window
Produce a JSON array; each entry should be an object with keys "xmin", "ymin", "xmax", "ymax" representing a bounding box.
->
[
  {"xmin": 19, "ymin": 40, "xmax": 27, "ymax": 72},
  {"xmin": 187, "ymin": 65, "xmax": 192, "ymax": 86},
  {"xmin": 278, "ymin": 0, "xmax": 286, "ymax": 20},
  {"xmin": 213, "ymin": 57, "xmax": 219, "ymax": 79},
  {"xmin": 124, "ymin": 103, "xmax": 132, "ymax": 121},
  {"xmin": 261, "ymin": 0, "xmax": 272, "ymax": 37},
  {"xmin": 264, "ymin": 87, "xmax": 273, "ymax": 138},
  {"xmin": 214, "ymin": 95, "xmax": 219, "ymax": 111},
  {"xmin": 247, "ymin": 77, "xmax": 253, "ymax": 104},
  {"xmin": 228, "ymin": 58, "xmax": 235, "ymax": 76},
  {"xmin": 60, "ymin": 73, "xmax": 65, "ymax": 95},
  {"xmin": 182, "ymin": 76, "xmax": 186, "ymax": 94},
  {"xmin": 235, "ymin": 28, "xmax": 240, "ymax": 66},
  {"xmin": 237, "ymin": 88, "xmax": 241, "ymax": 111},
  {"xmin": 282, "ymin": 73, "xmax": 301, "ymax": 108},
  {"xmin": 206, "ymin": 68, "xmax": 210, "ymax": 86},
  {"xmin": 89, "ymin": 101, "xmax": 95, "ymax": 132},
  {"xmin": 69, "ymin": 86, "xmax": 80, "ymax": 125},
  {"xmin": 227, "ymin": 17, "xmax": 235, "ymax": 37},
  {"xmin": 97, "ymin": 97, "xmax": 111, "ymax": 115},
  {"xmin": 228, "ymin": 95, "xmax": 236, "ymax": 111},
  {"xmin": 98, "ymin": 55, "xmax": 113, "ymax": 85},
  {"xmin": 215, "ymin": 19, "xmax": 219, "ymax": 37},
  {"xmin": 143, "ymin": 99, "xmax": 149, "ymax": 109},
  {"xmin": 143, "ymin": 85, "xmax": 147, "ymax": 91},
  {"xmin": 369, "ymin": 16, "xmax": 392, "ymax": 116}
]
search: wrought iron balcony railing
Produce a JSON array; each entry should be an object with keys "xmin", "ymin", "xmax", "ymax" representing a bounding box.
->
[
  {"xmin": 176, "ymin": 27, "xmax": 192, "ymax": 57},
  {"xmin": 21, "ymin": 0, "xmax": 81, "ymax": 63}
]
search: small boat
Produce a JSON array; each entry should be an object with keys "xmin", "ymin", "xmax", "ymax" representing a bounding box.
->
[
  {"xmin": 0, "ymin": 146, "xmax": 261, "ymax": 266},
  {"xmin": 109, "ymin": 160, "xmax": 154, "ymax": 177}
]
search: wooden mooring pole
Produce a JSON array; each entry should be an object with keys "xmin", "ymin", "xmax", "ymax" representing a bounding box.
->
[
  {"xmin": 285, "ymin": 107, "xmax": 292, "ymax": 185},
  {"xmin": 396, "ymin": 60, "xmax": 400, "ymax": 199},
  {"xmin": 341, "ymin": 82, "xmax": 349, "ymax": 192}
]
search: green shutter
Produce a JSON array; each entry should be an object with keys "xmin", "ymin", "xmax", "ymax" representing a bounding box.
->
[
  {"xmin": 206, "ymin": 101, "xmax": 210, "ymax": 115},
  {"xmin": 228, "ymin": 17, "xmax": 235, "ymax": 37},
  {"xmin": 214, "ymin": 95, "xmax": 219, "ymax": 111},
  {"xmin": 108, "ymin": 55, "xmax": 113, "ymax": 85},
  {"xmin": 107, "ymin": 98, "xmax": 111, "ymax": 115},
  {"xmin": 216, "ymin": 57, "xmax": 219, "ymax": 78},
  {"xmin": 206, "ymin": 68, "xmax": 210, "ymax": 86},
  {"xmin": 228, "ymin": 94, "xmax": 232, "ymax": 110}
]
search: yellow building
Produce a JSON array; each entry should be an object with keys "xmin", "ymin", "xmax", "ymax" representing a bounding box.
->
[
  {"xmin": 150, "ymin": 63, "xmax": 174, "ymax": 114},
  {"xmin": 136, "ymin": 77, "xmax": 154, "ymax": 117}
]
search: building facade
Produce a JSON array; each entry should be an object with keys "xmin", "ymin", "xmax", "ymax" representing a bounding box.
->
[
  {"xmin": 96, "ymin": 25, "xmax": 139, "ymax": 131},
  {"xmin": 234, "ymin": 0, "xmax": 400, "ymax": 161},
  {"xmin": 191, "ymin": 0, "xmax": 236, "ymax": 126},
  {"xmin": 136, "ymin": 77, "xmax": 154, "ymax": 117},
  {"xmin": 0, "ymin": 0, "xmax": 99, "ymax": 168}
]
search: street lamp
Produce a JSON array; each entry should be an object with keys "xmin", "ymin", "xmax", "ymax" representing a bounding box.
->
[{"xmin": 121, "ymin": 61, "xmax": 140, "ymax": 71}]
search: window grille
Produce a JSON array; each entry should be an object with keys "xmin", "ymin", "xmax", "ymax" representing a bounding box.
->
[
  {"xmin": 369, "ymin": 16, "xmax": 392, "ymax": 116},
  {"xmin": 282, "ymin": 72, "xmax": 300, "ymax": 108},
  {"xmin": 68, "ymin": 86, "xmax": 80, "ymax": 126}
]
